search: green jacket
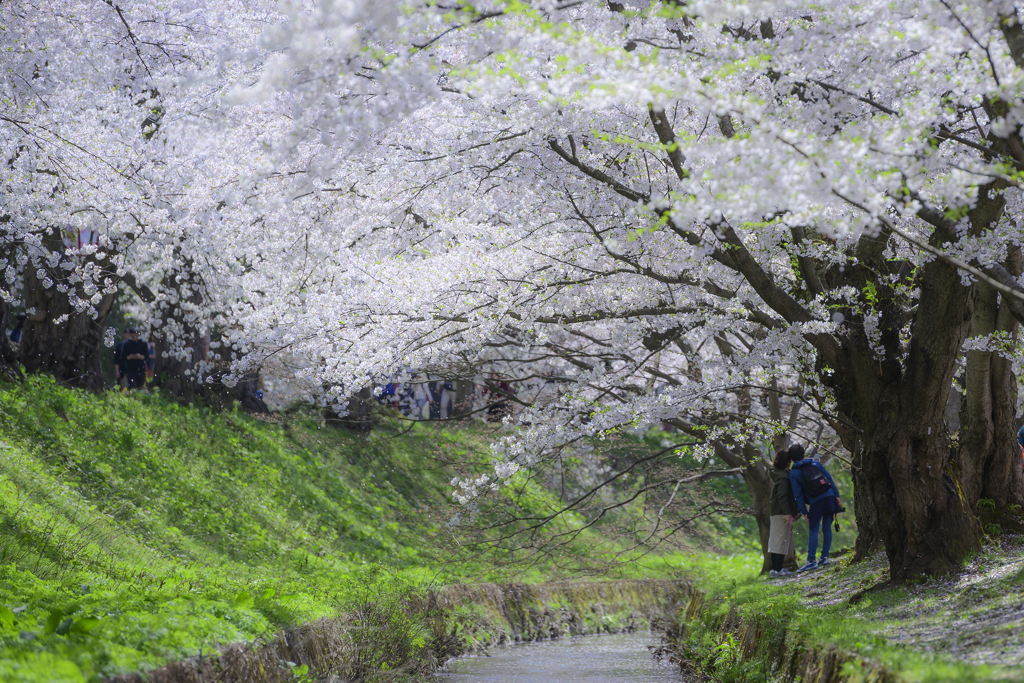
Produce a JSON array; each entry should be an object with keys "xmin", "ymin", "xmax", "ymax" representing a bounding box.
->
[{"xmin": 769, "ymin": 467, "xmax": 799, "ymax": 517}]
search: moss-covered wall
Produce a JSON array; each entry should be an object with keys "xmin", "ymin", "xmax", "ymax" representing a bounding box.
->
[
  {"xmin": 667, "ymin": 585, "xmax": 901, "ymax": 683},
  {"xmin": 424, "ymin": 579, "xmax": 692, "ymax": 650}
]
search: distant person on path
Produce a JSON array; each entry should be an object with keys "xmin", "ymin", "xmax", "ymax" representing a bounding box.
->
[
  {"xmin": 146, "ymin": 338, "xmax": 156, "ymax": 380},
  {"xmin": 789, "ymin": 443, "xmax": 842, "ymax": 572},
  {"xmin": 429, "ymin": 380, "xmax": 444, "ymax": 420},
  {"xmin": 8, "ymin": 312, "xmax": 26, "ymax": 344},
  {"xmin": 768, "ymin": 448, "xmax": 800, "ymax": 578},
  {"xmin": 113, "ymin": 329, "xmax": 130, "ymax": 388},
  {"xmin": 411, "ymin": 379, "xmax": 433, "ymax": 420},
  {"xmin": 115, "ymin": 327, "xmax": 149, "ymax": 389},
  {"xmin": 439, "ymin": 380, "xmax": 455, "ymax": 419}
]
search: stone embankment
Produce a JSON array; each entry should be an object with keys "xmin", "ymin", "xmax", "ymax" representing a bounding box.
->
[
  {"xmin": 105, "ymin": 579, "xmax": 689, "ymax": 683},
  {"xmin": 422, "ymin": 579, "xmax": 689, "ymax": 647}
]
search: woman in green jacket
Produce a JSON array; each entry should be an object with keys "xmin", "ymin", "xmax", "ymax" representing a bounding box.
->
[{"xmin": 768, "ymin": 449, "xmax": 800, "ymax": 578}]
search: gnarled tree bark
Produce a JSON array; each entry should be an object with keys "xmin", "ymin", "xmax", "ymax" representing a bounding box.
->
[
  {"xmin": 958, "ymin": 248, "xmax": 1024, "ymax": 528},
  {"xmin": 18, "ymin": 233, "xmax": 117, "ymax": 390}
]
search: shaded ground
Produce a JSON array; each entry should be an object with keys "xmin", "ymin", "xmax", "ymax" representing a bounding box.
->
[{"xmin": 777, "ymin": 537, "xmax": 1024, "ymax": 675}]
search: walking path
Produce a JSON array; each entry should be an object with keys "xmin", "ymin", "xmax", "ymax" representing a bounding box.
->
[{"xmin": 780, "ymin": 538, "xmax": 1024, "ymax": 671}]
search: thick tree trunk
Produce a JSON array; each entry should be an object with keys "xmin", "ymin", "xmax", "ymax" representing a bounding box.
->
[
  {"xmin": 150, "ymin": 264, "xmax": 206, "ymax": 402},
  {"xmin": 0, "ymin": 298, "xmax": 22, "ymax": 382},
  {"xmin": 19, "ymin": 246, "xmax": 116, "ymax": 390},
  {"xmin": 742, "ymin": 461, "xmax": 773, "ymax": 574},
  {"xmin": 859, "ymin": 417, "xmax": 978, "ymax": 580},
  {"xmin": 841, "ymin": 222, "xmax": 981, "ymax": 581},
  {"xmin": 849, "ymin": 435, "xmax": 882, "ymax": 559},
  {"xmin": 958, "ymin": 252, "xmax": 1024, "ymax": 527}
]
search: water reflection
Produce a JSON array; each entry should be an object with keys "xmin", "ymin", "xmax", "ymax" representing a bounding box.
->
[{"xmin": 435, "ymin": 631, "xmax": 680, "ymax": 683}]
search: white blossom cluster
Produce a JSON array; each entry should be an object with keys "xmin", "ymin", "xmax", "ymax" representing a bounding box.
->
[{"xmin": 4, "ymin": 0, "xmax": 1024, "ymax": 495}]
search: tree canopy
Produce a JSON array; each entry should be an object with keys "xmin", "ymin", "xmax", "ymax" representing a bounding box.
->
[{"xmin": 3, "ymin": 0, "xmax": 1024, "ymax": 581}]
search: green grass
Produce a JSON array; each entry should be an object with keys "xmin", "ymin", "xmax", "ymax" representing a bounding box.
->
[
  {"xmin": 0, "ymin": 377, "xmax": 718, "ymax": 682},
  {"xmin": 0, "ymin": 377, "xmax": 506, "ymax": 681},
  {"xmin": 669, "ymin": 543, "xmax": 1024, "ymax": 682}
]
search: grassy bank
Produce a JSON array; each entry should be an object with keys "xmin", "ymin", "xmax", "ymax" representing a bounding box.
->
[
  {"xmin": 0, "ymin": 377, "xmax": 480, "ymax": 680},
  {"xmin": 667, "ymin": 541, "xmax": 1024, "ymax": 682},
  {"xmin": 0, "ymin": 377, "xmax": 713, "ymax": 682}
]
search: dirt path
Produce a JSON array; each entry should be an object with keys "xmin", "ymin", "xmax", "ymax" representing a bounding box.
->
[{"xmin": 775, "ymin": 537, "xmax": 1024, "ymax": 671}]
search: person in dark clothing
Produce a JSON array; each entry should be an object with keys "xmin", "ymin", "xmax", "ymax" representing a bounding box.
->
[
  {"xmin": 115, "ymin": 327, "xmax": 149, "ymax": 389},
  {"xmin": 429, "ymin": 380, "xmax": 444, "ymax": 420},
  {"xmin": 9, "ymin": 313, "xmax": 26, "ymax": 343},
  {"xmin": 768, "ymin": 449, "xmax": 800, "ymax": 578},
  {"xmin": 789, "ymin": 443, "xmax": 842, "ymax": 572}
]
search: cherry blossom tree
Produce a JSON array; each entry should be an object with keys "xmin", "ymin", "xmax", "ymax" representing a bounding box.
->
[
  {"xmin": 210, "ymin": 0, "xmax": 1024, "ymax": 582},
  {"xmin": 6, "ymin": 0, "xmax": 1024, "ymax": 582},
  {"xmin": 0, "ymin": 0, "xmax": 269, "ymax": 389}
]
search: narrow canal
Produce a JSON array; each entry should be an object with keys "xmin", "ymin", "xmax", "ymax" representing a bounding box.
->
[{"xmin": 434, "ymin": 631, "xmax": 681, "ymax": 682}]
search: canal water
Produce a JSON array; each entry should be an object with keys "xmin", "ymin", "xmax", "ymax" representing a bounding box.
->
[{"xmin": 434, "ymin": 631, "xmax": 681, "ymax": 683}]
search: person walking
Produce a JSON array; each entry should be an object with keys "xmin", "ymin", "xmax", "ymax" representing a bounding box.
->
[
  {"xmin": 768, "ymin": 449, "xmax": 800, "ymax": 578},
  {"xmin": 429, "ymin": 380, "xmax": 444, "ymax": 420},
  {"xmin": 115, "ymin": 327, "xmax": 150, "ymax": 390},
  {"xmin": 789, "ymin": 443, "xmax": 842, "ymax": 572}
]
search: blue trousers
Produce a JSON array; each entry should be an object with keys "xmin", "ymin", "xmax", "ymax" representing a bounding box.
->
[
  {"xmin": 807, "ymin": 512, "xmax": 833, "ymax": 562},
  {"xmin": 806, "ymin": 496, "xmax": 839, "ymax": 561}
]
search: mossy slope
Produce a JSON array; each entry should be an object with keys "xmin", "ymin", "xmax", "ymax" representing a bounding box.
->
[{"xmin": 0, "ymin": 377, "xmax": 494, "ymax": 682}]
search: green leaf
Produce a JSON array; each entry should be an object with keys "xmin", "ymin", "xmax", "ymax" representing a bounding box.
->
[
  {"xmin": 0, "ymin": 605, "xmax": 14, "ymax": 630},
  {"xmin": 262, "ymin": 588, "xmax": 276, "ymax": 600},
  {"xmin": 55, "ymin": 617, "xmax": 74, "ymax": 636},
  {"xmin": 292, "ymin": 664, "xmax": 308, "ymax": 676},
  {"xmin": 233, "ymin": 591, "xmax": 253, "ymax": 608},
  {"xmin": 44, "ymin": 610, "xmax": 63, "ymax": 635},
  {"xmin": 70, "ymin": 617, "xmax": 100, "ymax": 634}
]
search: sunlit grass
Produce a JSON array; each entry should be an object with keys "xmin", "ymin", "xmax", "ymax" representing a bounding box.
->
[{"xmin": 0, "ymin": 376, "xmax": 716, "ymax": 681}]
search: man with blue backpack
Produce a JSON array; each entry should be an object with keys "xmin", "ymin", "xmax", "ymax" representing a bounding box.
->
[{"xmin": 789, "ymin": 443, "xmax": 843, "ymax": 572}]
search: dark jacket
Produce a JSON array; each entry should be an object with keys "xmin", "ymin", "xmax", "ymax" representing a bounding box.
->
[
  {"xmin": 790, "ymin": 459, "xmax": 840, "ymax": 516},
  {"xmin": 116, "ymin": 339, "xmax": 150, "ymax": 375},
  {"xmin": 769, "ymin": 467, "xmax": 799, "ymax": 517}
]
